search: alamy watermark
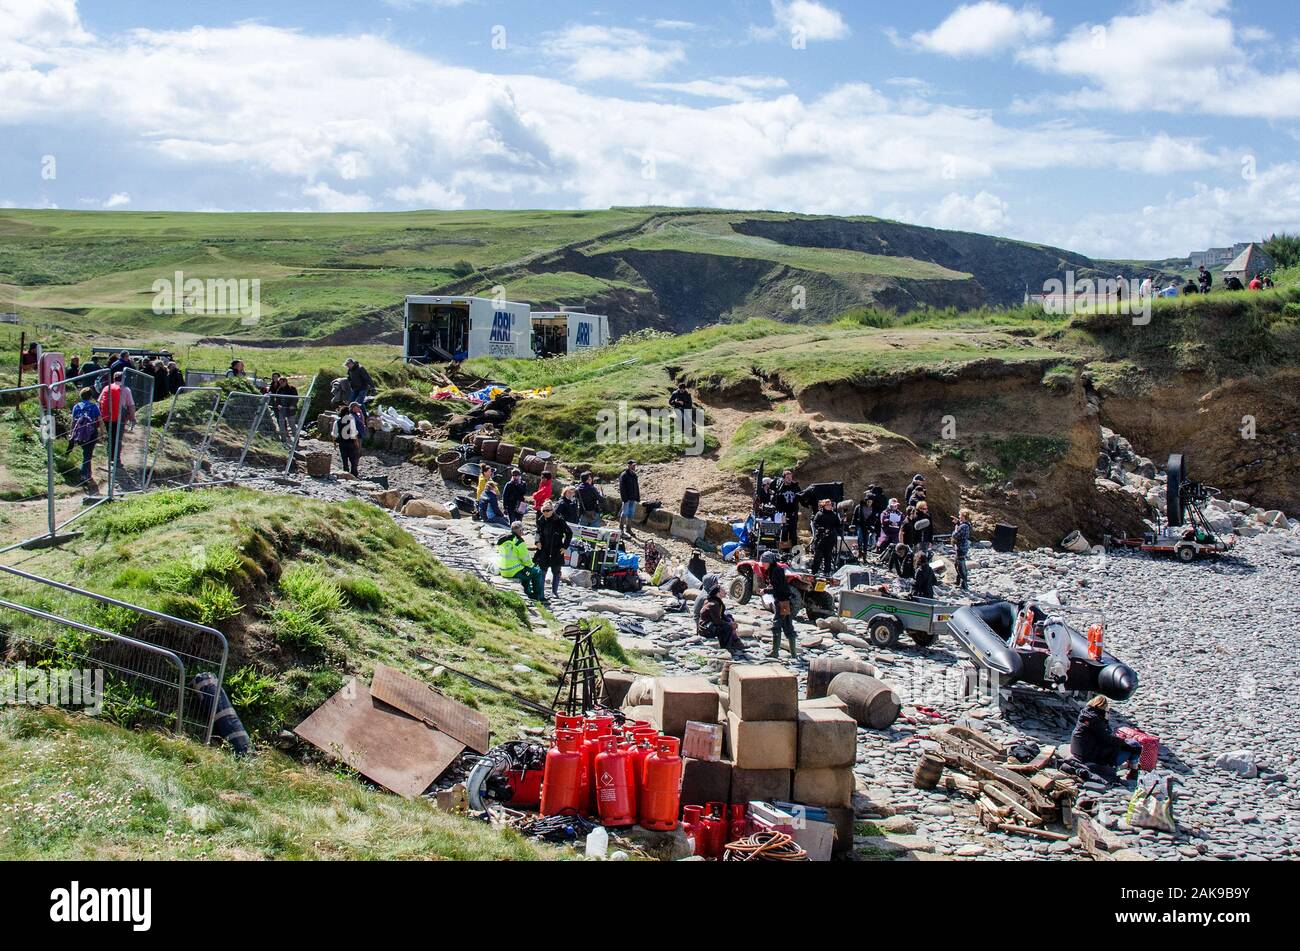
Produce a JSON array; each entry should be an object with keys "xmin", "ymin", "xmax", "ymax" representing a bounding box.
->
[
  {"xmin": 1036, "ymin": 271, "xmax": 1152, "ymax": 326},
  {"xmin": 596, "ymin": 401, "xmax": 704, "ymax": 457},
  {"xmin": 1, "ymin": 663, "xmax": 104, "ymax": 715},
  {"xmin": 152, "ymin": 270, "xmax": 261, "ymax": 325}
]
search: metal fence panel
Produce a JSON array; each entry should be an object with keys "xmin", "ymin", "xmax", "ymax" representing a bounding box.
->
[
  {"xmin": 148, "ymin": 386, "xmax": 223, "ymax": 489},
  {"xmin": 108, "ymin": 366, "xmax": 155, "ymax": 495},
  {"xmin": 0, "ymin": 565, "xmax": 228, "ymax": 742}
]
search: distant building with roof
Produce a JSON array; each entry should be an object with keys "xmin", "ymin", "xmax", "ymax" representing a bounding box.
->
[
  {"xmin": 1222, "ymin": 244, "xmax": 1276, "ymax": 284},
  {"xmin": 1189, "ymin": 242, "xmax": 1251, "ymax": 269}
]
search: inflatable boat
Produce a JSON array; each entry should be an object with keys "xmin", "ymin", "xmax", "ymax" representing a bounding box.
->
[{"xmin": 948, "ymin": 601, "xmax": 1138, "ymax": 701}]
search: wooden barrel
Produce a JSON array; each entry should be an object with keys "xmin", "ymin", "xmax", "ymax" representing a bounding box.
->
[
  {"xmin": 680, "ymin": 488, "xmax": 701, "ymax": 519},
  {"xmin": 828, "ymin": 673, "xmax": 901, "ymax": 730},
  {"xmin": 480, "ymin": 439, "xmax": 499, "ymax": 461},
  {"xmin": 807, "ymin": 658, "xmax": 879, "ymax": 700},
  {"xmin": 913, "ymin": 752, "xmax": 945, "ymax": 790},
  {"xmin": 495, "ymin": 442, "xmax": 518, "ymax": 465},
  {"xmin": 522, "ymin": 453, "xmax": 546, "ymax": 476}
]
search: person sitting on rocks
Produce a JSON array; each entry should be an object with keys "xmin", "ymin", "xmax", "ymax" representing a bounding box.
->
[
  {"xmin": 697, "ymin": 576, "xmax": 744, "ymax": 655},
  {"xmin": 885, "ymin": 542, "xmax": 915, "ymax": 579},
  {"xmin": 498, "ymin": 521, "xmax": 546, "ymax": 604},
  {"xmin": 1070, "ymin": 696, "xmax": 1142, "ymax": 782},
  {"xmin": 911, "ymin": 549, "xmax": 937, "ymax": 599},
  {"xmin": 477, "ymin": 481, "xmax": 509, "ymax": 527}
]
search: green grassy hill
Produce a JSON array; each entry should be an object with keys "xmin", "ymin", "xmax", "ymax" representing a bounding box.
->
[{"xmin": 0, "ymin": 206, "xmax": 1177, "ymax": 345}]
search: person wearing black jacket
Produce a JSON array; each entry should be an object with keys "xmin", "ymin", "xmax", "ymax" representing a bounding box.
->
[
  {"xmin": 1071, "ymin": 696, "xmax": 1142, "ymax": 781},
  {"xmin": 885, "ymin": 543, "xmax": 915, "ymax": 579},
  {"xmin": 810, "ymin": 498, "xmax": 842, "ymax": 576},
  {"xmin": 911, "ymin": 552, "xmax": 937, "ymax": 599},
  {"xmin": 852, "ymin": 485, "xmax": 883, "ymax": 555},
  {"xmin": 502, "ymin": 470, "xmax": 529, "ymax": 523},
  {"xmin": 698, "ymin": 584, "xmax": 744, "ymax": 654},
  {"xmin": 555, "ymin": 486, "xmax": 580, "ymax": 524},
  {"xmin": 617, "ymin": 460, "xmax": 640, "ymax": 538},
  {"xmin": 761, "ymin": 552, "xmax": 799, "ymax": 660},
  {"xmin": 770, "ymin": 469, "xmax": 801, "ymax": 550},
  {"xmin": 576, "ymin": 473, "xmax": 604, "ymax": 528},
  {"xmin": 913, "ymin": 501, "xmax": 935, "ymax": 551},
  {"xmin": 269, "ymin": 373, "xmax": 300, "ymax": 443},
  {"xmin": 535, "ymin": 501, "xmax": 573, "ymax": 599},
  {"xmin": 344, "ymin": 358, "xmax": 375, "ymax": 407},
  {"xmin": 669, "ymin": 383, "xmax": 694, "ymax": 436},
  {"xmin": 905, "ymin": 474, "xmax": 926, "ymax": 507}
]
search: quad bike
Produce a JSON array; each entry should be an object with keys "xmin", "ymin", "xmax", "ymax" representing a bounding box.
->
[{"xmin": 725, "ymin": 557, "xmax": 838, "ymax": 624}]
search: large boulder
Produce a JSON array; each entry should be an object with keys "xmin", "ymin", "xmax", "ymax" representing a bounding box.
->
[{"xmin": 401, "ymin": 499, "xmax": 453, "ymax": 519}]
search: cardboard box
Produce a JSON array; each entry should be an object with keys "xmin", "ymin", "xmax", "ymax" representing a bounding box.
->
[
  {"xmin": 725, "ymin": 711, "xmax": 796, "ymax": 770},
  {"xmin": 682, "ymin": 721, "xmax": 723, "ymax": 762},
  {"xmin": 729, "ymin": 767, "xmax": 792, "ymax": 804},
  {"xmin": 680, "ymin": 757, "xmax": 732, "ymax": 806},
  {"xmin": 799, "ymin": 696, "xmax": 849, "ymax": 713},
  {"xmin": 728, "ymin": 665, "xmax": 798, "ymax": 721},
  {"xmin": 797, "ymin": 707, "xmax": 858, "ymax": 769},
  {"xmin": 792, "ymin": 767, "xmax": 854, "ymax": 808},
  {"xmin": 823, "ymin": 805, "xmax": 856, "ymax": 854},
  {"xmin": 652, "ymin": 677, "xmax": 721, "ymax": 738}
]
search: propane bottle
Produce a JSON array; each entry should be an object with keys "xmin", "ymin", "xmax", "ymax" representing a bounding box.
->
[
  {"xmin": 540, "ymin": 730, "xmax": 584, "ymax": 817},
  {"xmin": 640, "ymin": 736, "xmax": 683, "ymax": 830},
  {"xmin": 555, "ymin": 714, "xmax": 583, "ymax": 736},
  {"xmin": 582, "ymin": 717, "xmax": 614, "ymax": 814},
  {"xmin": 728, "ymin": 803, "xmax": 748, "ymax": 844},
  {"xmin": 682, "ymin": 805, "xmax": 705, "ymax": 856},
  {"xmin": 594, "ymin": 736, "xmax": 635, "ymax": 827},
  {"xmin": 700, "ymin": 802, "xmax": 727, "ymax": 858},
  {"xmin": 619, "ymin": 740, "xmax": 639, "ymax": 820}
]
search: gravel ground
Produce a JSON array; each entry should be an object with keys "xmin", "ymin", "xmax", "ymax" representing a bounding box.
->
[{"xmin": 233, "ymin": 452, "xmax": 1300, "ymax": 862}]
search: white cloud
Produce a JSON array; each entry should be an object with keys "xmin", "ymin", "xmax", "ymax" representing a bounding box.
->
[
  {"xmin": 388, "ymin": 178, "xmax": 466, "ymax": 208},
  {"xmin": 770, "ymin": 1, "xmax": 850, "ymax": 42},
  {"xmin": 925, "ymin": 191, "xmax": 1011, "ymax": 232},
  {"xmin": 302, "ymin": 183, "xmax": 374, "ymax": 212},
  {"xmin": 651, "ymin": 20, "xmax": 697, "ymax": 32},
  {"xmin": 541, "ymin": 26, "xmax": 685, "ymax": 83},
  {"xmin": 1050, "ymin": 162, "xmax": 1300, "ymax": 259},
  {"xmin": 0, "ymin": 0, "xmax": 91, "ymax": 61},
  {"xmin": 641, "ymin": 75, "xmax": 788, "ymax": 102},
  {"xmin": 912, "ymin": 3, "xmax": 1052, "ymax": 57},
  {"xmin": 102, "ymin": 192, "xmax": 130, "ymax": 208},
  {"xmin": 0, "ymin": 11, "xmax": 1236, "ymax": 234},
  {"xmin": 1018, "ymin": 0, "xmax": 1300, "ymax": 119}
]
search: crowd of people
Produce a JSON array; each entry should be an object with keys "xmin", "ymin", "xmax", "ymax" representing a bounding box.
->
[{"xmin": 1138, "ymin": 266, "xmax": 1277, "ymax": 299}]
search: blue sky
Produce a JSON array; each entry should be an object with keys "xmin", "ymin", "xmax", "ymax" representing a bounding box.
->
[{"xmin": 2, "ymin": 0, "xmax": 1298, "ymax": 258}]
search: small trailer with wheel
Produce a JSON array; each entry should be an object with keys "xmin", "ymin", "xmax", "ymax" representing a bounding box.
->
[
  {"xmin": 837, "ymin": 588, "xmax": 960, "ymax": 649},
  {"xmin": 1107, "ymin": 453, "xmax": 1235, "ymax": 562}
]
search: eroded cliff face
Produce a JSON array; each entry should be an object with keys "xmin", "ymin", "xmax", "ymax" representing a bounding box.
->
[
  {"xmin": 696, "ymin": 358, "xmax": 1150, "ymax": 548},
  {"xmin": 1095, "ymin": 369, "xmax": 1300, "ymax": 515}
]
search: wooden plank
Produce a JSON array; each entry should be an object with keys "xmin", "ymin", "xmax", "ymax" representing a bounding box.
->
[
  {"xmin": 372, "ymin": 663, "xmax": 491, "ymax": 754},
  {"xmin": 295, "ymin": 678, "xmax": 464, "ymax": 799},
  {"xmin": 999, "ymin": 824, "xmax": 1071, "ymax": 842},
  {"xmin": 983, "ymin": 782, "xmax": 1044, "ymax": 826}
]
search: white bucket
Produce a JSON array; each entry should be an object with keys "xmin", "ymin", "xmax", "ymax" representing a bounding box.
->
[{"xmin": 1062, "ymin": 530, "xmax": 1091, "ymax": 553}]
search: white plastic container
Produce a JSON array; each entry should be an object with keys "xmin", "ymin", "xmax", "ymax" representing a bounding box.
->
[{"xmin": 585, "ymin": 826, "xmax": 608, "ymax": 859}]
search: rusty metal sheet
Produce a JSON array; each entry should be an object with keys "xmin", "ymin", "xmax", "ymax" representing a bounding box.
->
[
  {"xmin": 294, "ymin": 678, "xmax": 463, "ymax": 798},
  {"xmin": 371, "ymin": 663, "xmax": 491, "ymax": 754}
]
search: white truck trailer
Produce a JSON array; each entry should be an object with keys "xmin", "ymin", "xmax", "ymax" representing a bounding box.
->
[
  {"xmin": 530, "ymin": 312, "xmax": 610, "ymax": 358},
  {"xmin": 403, "ymin": 296, "xmax": 534, "ymax": 363}
]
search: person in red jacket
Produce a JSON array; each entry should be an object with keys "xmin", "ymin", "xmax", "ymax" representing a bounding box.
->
[
  {"xmin": 97, "ymin": 372, "xmax": 136, "ymax": 466},
  {"xmin": 532, "ymin": 472, "xmax": 554, "ymax": 517}
]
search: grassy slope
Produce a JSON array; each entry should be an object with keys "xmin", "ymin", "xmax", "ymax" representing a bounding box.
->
[
  {"xmin": 584, "ymin": 212, "xmax": 971, "ymax": 280},
  {"xmin": 0, "ymin": 488, "xmax": 578, "ymax": 737},
  {"xmin": 0, "ymin": 707, "xmax": 558, "ymax": 860},
  {"xmin": 0, "ymin": 208, "xmax": 649, "ymax": 338}
]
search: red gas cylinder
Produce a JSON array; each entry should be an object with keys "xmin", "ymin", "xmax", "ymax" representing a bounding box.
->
[
  {"xmin": 640, "ymin": 736, "xmax": 683, "ymax": 831},
  {"xmin": 594, "ymin": 736, "xmax": 635, "ymax": 827},
  {"xmin": 540, "ymin": 730, "xmax": 584, "ymax": 817},
  {"xmin": 682, "ymin": 805, "xmax": 706, "ymax": 855},
  {"xmin": 582, "ymin": 717, "xmax": 614, "ymax": 813},
  {"xmin": 700, "ymin": 802, "xmax": 727, "ymax": 858},
  {"xmin": 728, "ymin": 803, "xmax": 748, "ymax": 843},
  {"xmin": 619, "ymin": 740, "xmax": 639, "ymax": 820},
  {"xmin": 555, "ymin": 714, "xmax": 583, "ymax": 736},
  {"xmin": 629, "ymin": 731, "xmax": 657, "ymax": 788}
]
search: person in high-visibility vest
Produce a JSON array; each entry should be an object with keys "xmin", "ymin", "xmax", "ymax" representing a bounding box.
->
[{"xmin": 498, "ymin": 521, "xmax": 545, "ymax": 604}]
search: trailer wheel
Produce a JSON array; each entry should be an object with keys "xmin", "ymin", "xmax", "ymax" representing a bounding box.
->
[
  {"xmin": 804, "ymin": 591, "xmax": 836, "ymax": 623},
  {"xmin": 911, "ymin": 632, "xmax": 937, "ymax": 650},
  {"xmin": 1176, "ymin": 546, "xmax": 1196, "ymax": 563},
  {"xmin": 868, "ymin": 616, "xmax": 903, "ymax": 649},
  {"xmin": 728, "ymin": 571, "xmax": 754, "ymax": 604}
]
